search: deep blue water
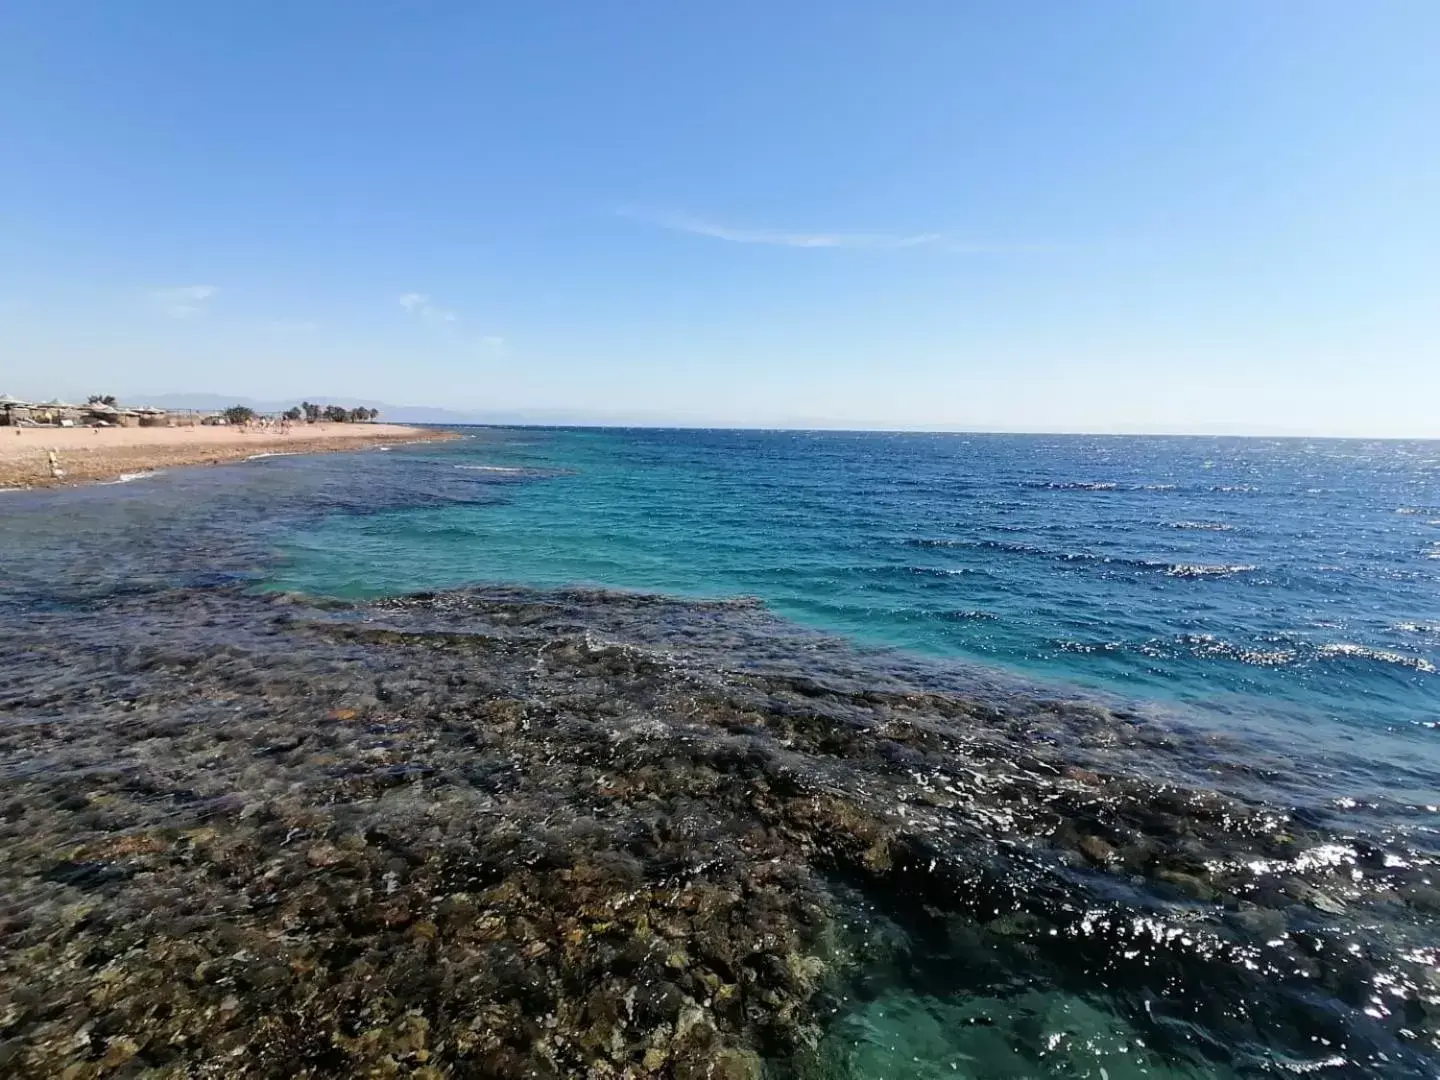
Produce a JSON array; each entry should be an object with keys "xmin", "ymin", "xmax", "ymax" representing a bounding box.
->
[{"xmin": 273, "ymin": 428, "xmax": 1440, "ymax": 776}]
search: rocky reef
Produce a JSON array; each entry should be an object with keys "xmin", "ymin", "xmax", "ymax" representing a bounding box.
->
[{"xmin": 0, "ymin": 586, "xmax": 1436, "ymax": 1077}]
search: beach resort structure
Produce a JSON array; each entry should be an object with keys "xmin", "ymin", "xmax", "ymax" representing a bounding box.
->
[{"xmin": 0, "ymin": 395, "xmax": 193, "ymax": 429}]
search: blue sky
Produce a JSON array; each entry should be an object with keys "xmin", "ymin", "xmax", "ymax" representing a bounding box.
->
[{"xmin": 2, "ymin": 2, "xmax": 1437, "ymax": 434}]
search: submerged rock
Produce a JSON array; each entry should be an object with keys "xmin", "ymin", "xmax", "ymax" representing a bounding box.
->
[{"xmin": 0, "ymin": 585, "xmax": 1435, "ymax": 1077}]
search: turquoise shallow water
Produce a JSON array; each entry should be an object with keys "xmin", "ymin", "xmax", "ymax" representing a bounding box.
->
[{"xmin": 273, "ymin": 428, "xmax": 1440, "ymax": 751}]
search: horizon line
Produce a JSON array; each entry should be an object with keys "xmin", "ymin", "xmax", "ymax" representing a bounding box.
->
[
  {"xmin": 400, "ymin": 419, "xmax": 1440, "ymax": 441},
  {"xmin": 17, "ymin": 391, "xmax": 1438, "ymax": 441}
]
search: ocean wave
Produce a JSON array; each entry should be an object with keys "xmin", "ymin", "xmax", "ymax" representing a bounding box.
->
[
  {"xmin": 902, "ymin": 538, "xmax": 1258, "ymax": 579},
  {"xmin": 1054, "ymin": 640, "xmax": 1119, "ymax": 655},
  {"xmin": 842, "ymin": 564, "xmax": 979, "ymax": 581},
  {"xmin": 1164, "ymin": 563, "xmax": 1258, "ymax": 579},
  {"xmin": 1315, "ymin": 643, "xmax": 1437, "ymax": 674},
  {"xmin": 102, "ymin": 471, "xmax": 160, "ymax": 485},
  {"xmin": 906, "ymin": 538, "xmax": 1096, "ymax": 562},
  {"xmin": 900, "ymin": 565, "xmax": 974, "ymax": 578},
  {"xmin": 1059, "ymin": 633, "xmax": 1436, "ymax": 674},
  {"xmin": 1021, "ymin": 480, "xmax": 1120, "ymax": 491},
  {"xmin": 1168, "ymin": 521, "xmax": 1236, "ymax": 531},
  {"xmin": 1174, "ymin": 634, "xmax": 1297, "ymax": 667},
  {"xmin": 244, "ymin": 451, "xmax": 301, "ymax": 461},
  {"xmin": 1020, "ymin": 481, "xmax": 1179, "ymax": 492},
  {"xmin": 455, "ymin": 464, "xmax": 526, "ymax": 473}
]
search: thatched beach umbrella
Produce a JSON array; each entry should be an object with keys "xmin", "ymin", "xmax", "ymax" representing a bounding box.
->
[
  {"xmin": 0, "ymin": 393, "xmax": 31, "ymax": 426},
  {"xmin": 37, "ymin": 398, "xmax": 75, "ymax": 420}
]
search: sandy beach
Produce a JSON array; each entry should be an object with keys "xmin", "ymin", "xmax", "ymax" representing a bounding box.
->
[{"xmin": 0, "ymin": 422, "xmax": 453, "ymax": 489}]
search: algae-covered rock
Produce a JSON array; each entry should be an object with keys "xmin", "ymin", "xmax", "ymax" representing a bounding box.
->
[{"xmin": 0, "ymin": 585, "xmax": 1434, "ymax": 1076}]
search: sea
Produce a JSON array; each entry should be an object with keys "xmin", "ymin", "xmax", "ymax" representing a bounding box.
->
[{"xmin": 1, "ymin": 427, "xmax": 1437, "ymax": 1078}]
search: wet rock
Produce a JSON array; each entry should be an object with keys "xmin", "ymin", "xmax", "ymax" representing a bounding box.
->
[
  {"xmin": 306, "ymin": 843, "xmax": 343, "ymax": 867},
  {"xmin": 1285, "ymin": 881, "xmax": 1347, "ymax": 915},
  {"xmin": 1078, "ymin": 834, "xmax": 1117, "ymax": 866},
  {"xmin": 1156, "ymin": 868, "xmax": 1218, "ymax": 902},
  {"xmin": 637, "ymin": 980, "xmax": 686, "ymax": 1023},
  {"xmin": 0, "ymin": 583, "xmax": 1434, "ymax": 1077},
  {"xmin": 711, "ymin": 1046, "xmax": 765, "ymax": 1080},
  {"xmin": 1399, "ymin": 885, "xmax": 1440, "ymax": 914},
  {"xmin": 1229, "ymin": 905, "xmax": 1287, "ymax": 939}
]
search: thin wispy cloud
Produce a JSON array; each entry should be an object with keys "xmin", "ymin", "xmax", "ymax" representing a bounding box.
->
[
  {"xmin": 618, "ymin": 208, "xmax": 937, "ymax": 249},
  {"xmin": 617, "ymin": 207, "xmax": 1052, "ymax": 253},
  {"xmin": 398, "ymin": 292, "xmax": 506, "ymax": 350},
  {"xmin": 152, "ymin": 285, "xmax": 217, "ymax": 319},
  {"xmin": 398, "ymin": 292, "xmax": 457, "ymax": 322}
]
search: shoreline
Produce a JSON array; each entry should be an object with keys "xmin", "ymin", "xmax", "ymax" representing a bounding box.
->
[{"xmin": 0, "ymin": 422, "xmax": 456, "ymax": 489}]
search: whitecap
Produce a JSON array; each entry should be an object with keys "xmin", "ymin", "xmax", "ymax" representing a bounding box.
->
[
  {"xmin": 1180, "ymin": 634, "xmax": 1295, "ymax": 666},
  {"xmin": 103, "ymin": 471, "xmax": 160, "ymax": 485},
  {"xmin": 1165, "ymin": 563, "xmax": 1258, "ymax": 579},
  {"xmin": 1021, "ymin": 480, "xmax": 1120, "ymax": 491},
  {"xmin": 1316, "ymin": 642, "xmax": 1437, "ymax": 674}
]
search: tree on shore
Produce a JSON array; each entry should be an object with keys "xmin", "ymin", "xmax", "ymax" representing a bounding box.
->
[
  {"xmin": 223, "ymin": 405, "xmax": 256, "ymax": 425},
  {"xmin": 87, "ymin": 394, "xmax": 118, "ymax": 407},
  {"xmin": 285, "ymin": 402, "xmax": 377, "ymax": 423}
]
